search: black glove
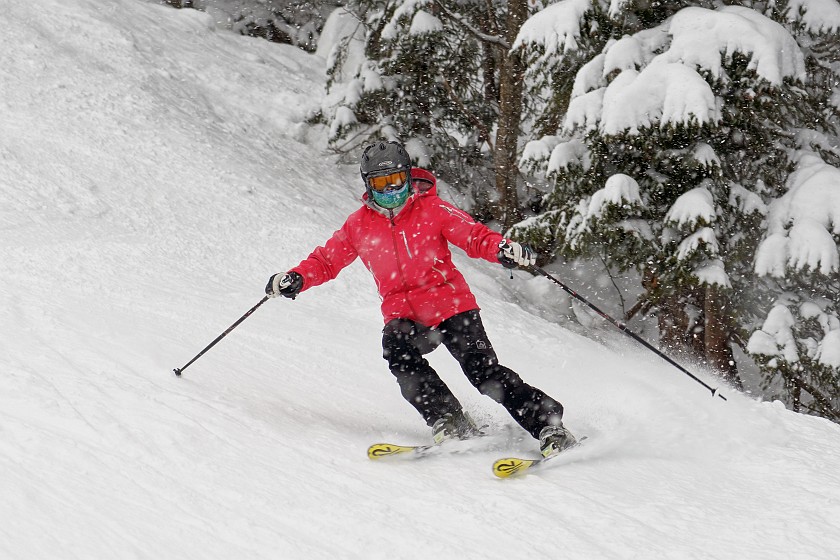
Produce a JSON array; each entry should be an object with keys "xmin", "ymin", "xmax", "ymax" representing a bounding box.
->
[
  {"xmin": 497, "ymin": 240, "xmax": 537, "ymax": 269},
  {"xmin": 265, "ymin": 271, "xmax": 304, "ymax": 299}
]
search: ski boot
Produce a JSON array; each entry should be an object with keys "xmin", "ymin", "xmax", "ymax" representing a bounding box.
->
[
  {"xmin": 432, "ymin": 411, "xmax": 483, "ymax": 444},
  {"xmin": 538, "ymin": 424, "xmax": 578, "ymax": 458}
]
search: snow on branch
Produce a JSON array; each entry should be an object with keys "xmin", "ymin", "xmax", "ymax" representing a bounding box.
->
[
  {"xmin": 755, "ymin": 152, "xmax": 840, "ymax": 277},
  {"xmin": 521, "ymin": 136, "xmax": 561, "ymax": 164},
  {"xmin": 663, "ymin": 6, "xmax": 806, "ymax": 86},
  {"xmin": 382, "ymin": 0, "xmax": 432, "ymax": 40},
  {"xmin": 675, "ymin": 227, "xmax": 720, "ymax": 261},
  {"xmin": 513, "ymin": 0, "xmax": 593, "ymax": 61},
  {"xmin": 819, "ymin": 330, "xmax": 840, "ymax": 369},
  {"xmin": 785, "ymin": 0, "xmax": 840, "ymax": 34},
  {"xmin": 728, "ymin": 183, "xmax": 768, "ymax": 216},
  {"xmin": 548, "ymin": 138, "xmax": 591, "ymax": 173},
  {"xmin": 749, "ymin": 301, "xmax": 840, "ymax": 369},
  {"xmin": 665, "ymin": 186, "xmax": 716, "ymax": 229},
  {"xmin": 565, "ymin": 87, "xmax": 605, "ymax": 133},
  {"xmin": 561, "ymin": 5, "xmax": 807, "ymax": 137},
  {"xmin": 695, "ymin": 258, "xmax": 731, "ymax": 287},
  {"xmin": 583, "ymin": 173, "xmax": 642, "ymax": 220},
  {"xmin": 598, "ymin": 61, "xmax": 719, "ymax": 135},
  {"xmin": 748, "ymin": 305, "xmax": 801, "ymax": 364},
  {"xmin": 607, "ymin": 0, "xmax": 632, "ymax": 20},
  {"xmin": 603, "ymin": 34, "xmax": 648, "ymax": 76},
  {"xmin": 787, "ymin": 218, "xmax": 837, "ymax": 273},
  {"xmin": 692, "ymin": 143, "xmax": 721, "ymax": 169},
  {"xmin": 409, "ymin": 10, "xmax": 443, "ymax": 35},
  {"xmin": 571, "ymin": 53, "xmax": 606, "ymax": 98}
]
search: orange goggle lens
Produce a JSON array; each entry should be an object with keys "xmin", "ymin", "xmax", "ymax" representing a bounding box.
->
[{"xmin": 368, "ymin": 171, "xmax": 408, "ymax": 192}]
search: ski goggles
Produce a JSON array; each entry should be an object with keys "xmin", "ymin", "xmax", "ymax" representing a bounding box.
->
[{"xmin": 367, "ymin": 170, "xmax": 408, "ymax": 192}]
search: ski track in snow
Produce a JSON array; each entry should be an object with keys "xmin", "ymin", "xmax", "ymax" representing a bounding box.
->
[{"xmin": 2, "ymin": 0, "xmax": 840, "ymax": 558}]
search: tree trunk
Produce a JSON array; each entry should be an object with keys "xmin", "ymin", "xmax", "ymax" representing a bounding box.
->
[
  {"xmin": 704, "ymin": 285, "xmax": 742, "ymax": 389},
  {"xmin": 657, "ymin": 290, "xmax": 690, "ymax": 357},
  {"xmin": 493, "ymin": 0, "xmax": 527, "ymax": 231}
]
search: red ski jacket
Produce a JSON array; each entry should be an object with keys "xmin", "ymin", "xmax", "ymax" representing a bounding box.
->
[{"xmin": 291, "ymin": 168, "xmax": 506, "ymax": 327}]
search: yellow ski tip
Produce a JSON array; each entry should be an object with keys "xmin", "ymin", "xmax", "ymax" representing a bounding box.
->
[
  {"xmin": 367, "ymin": 443, "xmax": 417, "ymax": 460},
  {"xmin": 492, "ymin": 457, "xmax": 537, "ymax": 478}
]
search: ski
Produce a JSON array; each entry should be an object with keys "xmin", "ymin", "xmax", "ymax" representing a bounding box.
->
[
  {"xmin": 492, "ymin": 436, "xmax": 588, "ymax": 478},
  {"xmin": 367, "ymin": 442, "xmax": 437, "ymax": 460},
  {"xmin": 368, "ymin": 427, "xmax": 514, "ymax": 461},
  {"xmin": 492, "ymin": 456, "xmax": 549, "ymax": 478}
]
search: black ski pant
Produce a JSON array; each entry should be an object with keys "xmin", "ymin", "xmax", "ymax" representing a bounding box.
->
[{"xmin": 381, "ymin": 309, "xmax": 564, "ymax": 440}]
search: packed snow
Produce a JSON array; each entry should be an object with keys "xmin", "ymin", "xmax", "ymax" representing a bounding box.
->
[{"xmin": 2, "ymin": 1, "xmax": 840, "ymax": 559}]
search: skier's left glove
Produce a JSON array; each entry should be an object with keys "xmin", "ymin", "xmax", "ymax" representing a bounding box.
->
[
  {"xmin": 265, "ymin": 271, "xmax": 304, "ymax": 299},
  {"xmin": 497, "ymin": 240, "xmax": 537, "ymax": 269}
]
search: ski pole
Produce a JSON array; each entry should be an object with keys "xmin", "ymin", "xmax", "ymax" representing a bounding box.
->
[
  {"xmin": 532, "ymin": 267, "xmax": 726, "ymax": 401},
  {"xmin": 173, "ymin": 296, "xmax": 269, "ymax": 377}
]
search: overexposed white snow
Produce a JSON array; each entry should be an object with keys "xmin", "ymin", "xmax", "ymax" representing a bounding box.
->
[{"xmin": 3, "ymin": 1, "xmax": 840, "ymax": 559}]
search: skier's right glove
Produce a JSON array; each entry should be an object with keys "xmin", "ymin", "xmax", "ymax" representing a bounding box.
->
[
  {"xmin": 497, "ymin": 240, "xmax": 537, "ymax": 269},
  {"xmin": 265, "ymin": 271, "xmax": 304, "ymax": 299}
]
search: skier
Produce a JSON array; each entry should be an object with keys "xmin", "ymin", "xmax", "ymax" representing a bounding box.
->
[{"xmin": 266, "ymin": 141, "xmax": 576, "ymax": 458}]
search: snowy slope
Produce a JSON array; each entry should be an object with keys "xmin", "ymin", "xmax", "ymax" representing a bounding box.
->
[{"xmin": 2, "ymin": 1, "xmax": 840, "ymax": 558}]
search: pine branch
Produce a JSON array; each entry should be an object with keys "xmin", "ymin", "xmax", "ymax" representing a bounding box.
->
[
  {"xmin": 441, "ymin": 78, "xmax": 495, "ymax": 152},
  {"xmin": 330, "ymin": 124, "xmax": 384, "ymax": 154},
  {"xmin": 433, "ymin": 0, "xmax": 511, "ymax": 49},
  {"xmin": 785, "ymin": 369, "xmax": 840, "ymax": 424},
  {"xmin": 600, "ymin": 253, "xmax": 627, "ymax": 314},
  {"xmin": 482, "ymin": 0, "xmax": 501, "ymax": 37}
]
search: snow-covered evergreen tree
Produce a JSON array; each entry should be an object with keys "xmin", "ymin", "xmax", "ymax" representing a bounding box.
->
[
  {"xmin": 513, "ymin": 0, "xmax": 840, "ymax": 420},
  {"xmin": 322, "ymin": 0, "xmax": 545, "ymax": 224}
]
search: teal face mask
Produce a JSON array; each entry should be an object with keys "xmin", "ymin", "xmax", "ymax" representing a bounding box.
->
[{"xmin": 371, "ymin": 182, "xmax": 410, "ymax": 209}]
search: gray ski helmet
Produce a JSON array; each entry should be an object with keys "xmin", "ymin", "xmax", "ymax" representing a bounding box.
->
[{"xmin": 359, "ymin": 141, "xmax": 412, "ymax": 185}]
